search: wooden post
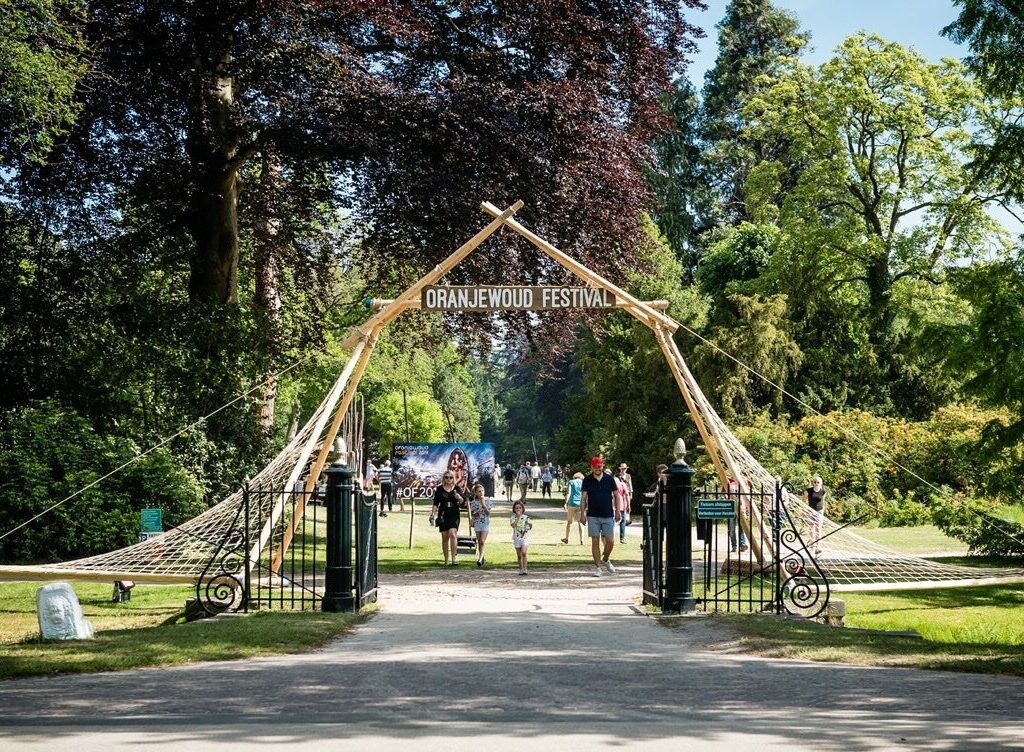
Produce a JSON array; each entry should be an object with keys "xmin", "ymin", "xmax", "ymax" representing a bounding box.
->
[
  {"xmin": 479, "ymin": 201, "xmax": 679, "ymax": 333},
  {"xmin": 342, "ymin": 201, "xmax": 523, "ymax": 350},
  {"xmin": 271, "ymin": 325, "xmax": 382, "ymax": 573},
  {"xmin": 658, "ymin": 328, "xmax": 773, "ymax": 562},
  {"xmin": 650, "ymin": 325, "xmax": 732, "ymax": 489},
  {"xmin": 249, "ymin": 336, "xmax": 371, "ymax": 571}
]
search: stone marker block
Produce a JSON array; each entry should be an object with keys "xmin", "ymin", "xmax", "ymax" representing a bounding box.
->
[
  {"xmin": 822, "ymin": 598, "xmax": 846, "ymax": 627},
  {"xmin": 37, "ymin": 582, "xmax": 94, "ymax": 641}
]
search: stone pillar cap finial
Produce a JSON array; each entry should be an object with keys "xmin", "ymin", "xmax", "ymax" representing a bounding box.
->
[
  {"xmin": 672, "ymin": 438, "xmax": 687, "ymax": 465},
  {"xmin": 334, "ymin": 438, "xmax": 349, "ymax": 465}
]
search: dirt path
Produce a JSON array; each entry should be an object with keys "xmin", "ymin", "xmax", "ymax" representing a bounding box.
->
[{"xmin": 0, "ymin": 566, "xmax": 1021, "ymax": 751}]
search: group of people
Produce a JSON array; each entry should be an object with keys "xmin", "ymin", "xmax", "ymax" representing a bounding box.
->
[
  {"xmin": 498, "ymin": 461, "xmax": 564, "ymax": 501},
  {"xmin": 370, "ymin": 449, "xmax": 830, "ymax": 572},
  {"xmin": 425, "ymin": 471, "xmax": 531, "ymax": 572},
  {"xmin": 425, "ymin": 455, "xmax": 636, "ymax": 577}
]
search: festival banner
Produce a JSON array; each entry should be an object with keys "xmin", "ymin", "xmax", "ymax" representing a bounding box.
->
[
  {"xmin": 391, "ymin": 442, "xmax": 496, "ymax": 501},
  {"xmin": 421, "ymin": 285, "xmax": 616, "ymax": 311}
]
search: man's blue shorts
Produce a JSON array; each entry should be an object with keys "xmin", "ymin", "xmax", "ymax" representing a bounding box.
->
[{"xmin": 587, "ymin": 516, "xmax": 615, "ymax": 538}]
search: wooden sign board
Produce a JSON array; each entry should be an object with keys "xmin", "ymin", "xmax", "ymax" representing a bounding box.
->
[{"xmin": 422, "ymin": 285, "xmax": 616, "ymax": 311}]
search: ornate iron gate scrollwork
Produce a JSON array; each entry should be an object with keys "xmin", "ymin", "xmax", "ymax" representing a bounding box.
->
[
  {"xmin": 693, "ymin": 481, "xmax": 831, "ymax": 618},
  {"xmin": 777, "ymin": 524, "xmax": 831, "ymax": 619},
  {"xmin": 194, "ymin": 493, "xmax": 249, "ymax": 616}
]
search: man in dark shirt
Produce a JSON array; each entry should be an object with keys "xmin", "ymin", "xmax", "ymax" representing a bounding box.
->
[
  {"xmin": 580, "ymin": 456, "xmax": 620, "ymax": 577},
  {"xmin": 502, "ymin": 464, "xmax": 515, "ymax": 499}
]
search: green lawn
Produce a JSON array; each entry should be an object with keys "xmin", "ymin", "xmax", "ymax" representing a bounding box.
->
[
  {"xmin": 0, "ymin": 582, "xmax": 365, "ymax": 679},
  {"xmin": 845, "ymin": 524, "xmax": 967, "ymax": 554},
  {"xmin": 714, "ymin": 582, "xmax": 1024, "ymax": 676}
]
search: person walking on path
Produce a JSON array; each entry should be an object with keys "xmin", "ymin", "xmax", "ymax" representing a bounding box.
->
[
  {"xmin": 430, "ymin": 470, "xmax": 466, "ymax": 566},
  {"xmin": 378, "ymin": 459, "xmax": 394, "ymax": 516},
  {"xmin": 561, "ymin": 471, "xmax": 584, "ymax": 544},
  {"xmin": 617, "ymin": 463, "xmax": 633, "ymax": 520},
  {"xmin": 364, "ymin": 459, "xmax": 378, "ymax": 492},
  {"xmin": 502, "ymin": 463, "xmax": 515, "ymax": 499},
  {"xmin": 612, "ymin": 467, "xmax": 630, "ymax": 544},
  {"xmin": 470, "ymin": 482, "xmax": 493, "ymax": 567},
  {"xmin": 541, "ymin": 465, "xmax": 553, "ymax": 499},
  {"xmin": 516, "ymin": 463, "xmax": 531, "ymax": 501},
  {"xmin": 510, "ymin": 500, "xmax": 533, "ymax": 575},
  {"xmin": 580, "ymin": 456, "xmax": 619, "ymax": 577},
  {"xmin": 530, "ymin": 461, "xmax": 541, "ymax": 492},
  {"xmin": 806, "ymin": 475, "xmax": 827, "ymax": 555}
]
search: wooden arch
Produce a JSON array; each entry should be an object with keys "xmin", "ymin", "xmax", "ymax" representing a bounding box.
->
[{"xmin": 272, "ymin": 200, "xmax": 771, "ymax": 570}]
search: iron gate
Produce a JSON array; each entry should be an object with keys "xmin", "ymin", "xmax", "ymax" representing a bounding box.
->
[
  {"xmin": 642, "ymin": 480, "xmax": 830, "ymax": 618},
  {"xmin": 355, "ymin": 490, "xmax": 379, "ymax": 607},
  {"xmin": 194, "ymin": 479, "xmax": 378, "ymax": 615}
]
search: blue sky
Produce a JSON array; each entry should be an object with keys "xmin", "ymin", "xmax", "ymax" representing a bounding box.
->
[{"xmin": 685, "ymin": 0, "xmax": 966, "ymax": 84}]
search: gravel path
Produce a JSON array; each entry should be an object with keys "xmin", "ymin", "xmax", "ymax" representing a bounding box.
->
[{"xmin": 0, "ymin": 565, "xmax": 1021, "ymax": 751}]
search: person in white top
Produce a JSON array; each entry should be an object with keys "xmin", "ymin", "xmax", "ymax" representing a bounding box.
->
[{"xmin": 364, "ymin": 460, "xmax": 378, "ymax": 491}]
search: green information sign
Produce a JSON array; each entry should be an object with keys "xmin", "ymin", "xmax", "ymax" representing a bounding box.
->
[
  {"xmin": 696, "ymin": 499, "xmax": 735, "ymax": 519},
  {"xmin": 140, "ymin": 508, "xmax": 163, "ymax": 533}
]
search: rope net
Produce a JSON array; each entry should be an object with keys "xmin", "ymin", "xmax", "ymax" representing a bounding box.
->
[
  {"xmin": 1, "ymin": 206, "xmax": 1020, "ymax": 590},
  {"xmin": 0, "ymin": 345, "xmax": 368, "ymax": 582},
  {"xmin": 663, "ymin": 334, "xmax": 1024, "ymax": 590}
]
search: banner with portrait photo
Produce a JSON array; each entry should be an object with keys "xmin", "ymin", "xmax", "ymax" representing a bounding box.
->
[{"xmin": 391, "ymin": 443, "xmax": 496, "ymax": 502}]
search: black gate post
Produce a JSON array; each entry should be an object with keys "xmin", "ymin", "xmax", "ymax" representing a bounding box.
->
[
  {"xmin": 663, "ymin": 438, "xmax": 696, "ymax": 613},
  {"xmin": 323, "ymin": 450, "xmax": 356, "ymax": 613}
]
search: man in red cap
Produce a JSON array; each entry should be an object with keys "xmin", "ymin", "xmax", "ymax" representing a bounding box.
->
[{"xmin": 580, "ymin": 455, "xmax": 620, "ymax": 576}]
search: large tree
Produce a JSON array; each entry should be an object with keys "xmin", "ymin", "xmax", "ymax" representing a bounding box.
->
[
  {"xmin": 744, "ymin": 33, "xmax": 1012, "ymax": 415},
  {"xmin": 700, "ymin": 0, "xmax": 807, "ymax": 223},
  {"xmin": 17, "ymin": 0, "xmax": 704, "ymax": 309},
  {"xmin": 944, "ymin": 0, "xmax": 1024, "ymax": 201},
  {"xmin": 649, "ymin": 77, "xmax": 713, "ymax": 278}
]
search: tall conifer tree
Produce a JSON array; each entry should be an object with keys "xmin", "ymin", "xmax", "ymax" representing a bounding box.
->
[{"xmin": 701, "ymin": 0, "xmax": 807, "ymax": 223}]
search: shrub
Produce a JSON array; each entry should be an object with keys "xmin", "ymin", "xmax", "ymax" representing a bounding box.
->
[
  {"xmin": 731, "ymin": 404, "xmax": 1015, "ymax": 530},
  {"xmin": 0, "ymin": 401, "xmax": 205, "ymax": 563},
  {"xmin": 930, "ymin": 492, "xmax": 1024, "ymax": 558}
]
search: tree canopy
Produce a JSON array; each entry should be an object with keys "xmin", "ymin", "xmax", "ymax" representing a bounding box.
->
[{"xmin": 3, "ymin": 0, "xmax": 1024, "ymax": 561}]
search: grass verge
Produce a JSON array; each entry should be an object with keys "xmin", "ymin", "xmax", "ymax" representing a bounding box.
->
[
  {"xmin": 0, "ymin": 582, "xmax": 367, "ymax": 679},
  {"xmin": 713, "ymin": 582, "xmax": 1024, "ymax": 676}
]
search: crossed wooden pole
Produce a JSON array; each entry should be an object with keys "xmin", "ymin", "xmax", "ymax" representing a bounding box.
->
[{"xmin": 268, "ymin": 200, "xmax": 772, "ymax": 574}]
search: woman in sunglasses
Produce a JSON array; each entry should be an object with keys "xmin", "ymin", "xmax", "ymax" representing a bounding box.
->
[{"xmin": 430, "ymin": 471, "xmax": 466, "ymax": 565}]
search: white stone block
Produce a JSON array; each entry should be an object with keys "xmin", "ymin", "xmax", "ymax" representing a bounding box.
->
[{"xmin": 37, "ymin": 582, "xmax": 94, "ymax": 641}]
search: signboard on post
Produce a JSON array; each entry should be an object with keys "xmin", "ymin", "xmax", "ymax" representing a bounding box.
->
[
  {"xmin": 140, "ymin": 508, "xmax": 163, "ymax": 533},
  {"xmin": 422, "ymin": 285, "xmax": 616, "ymax": 312},
  {"xmin": 696, "ymin": 499, "xmax": 735, "ymax": 519},
  {"xmin": 391, "ymin": 443, "xmax": 496, "ymax": 501}
]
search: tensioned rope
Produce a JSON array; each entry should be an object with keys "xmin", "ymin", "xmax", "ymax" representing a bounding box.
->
[
  {"xmin": 669, "ymin": 316, "xmax": 1024, "ymax": 550},
  {"xmin": 0, "ymin": 293, "xmax": 371, "ymax": 545}
]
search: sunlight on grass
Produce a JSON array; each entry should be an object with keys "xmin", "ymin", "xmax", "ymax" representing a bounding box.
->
[
  {"xmin": 847, "ymin": 525, "xmax": 967, "ymax": 554},
  {"xmin": 718, "ymin": 583, "xmax": 1024, "ymax": 676},
  {"xmin": 0, "ymin": 581, "xmax": 364, "ymax": 679}
]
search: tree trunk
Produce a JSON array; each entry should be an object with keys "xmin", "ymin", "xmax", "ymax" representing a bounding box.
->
[
  {"xmin": 286, "ymin": 401, "xmax": 301, "ymax": 442},
  {"xmin": 254, "ymin": 150, "xmax": 284, "ymax": 436},
  {"xmin": 187, "ymin": 166, "xmax": 240, "ymax": 304},
  {"xmin": 185, "ymin": 42, "xmax": 243, "ymax": 305},
  {"xmin": 866, "ymin": 252, "xmax": 893, "ymax": 343}
]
